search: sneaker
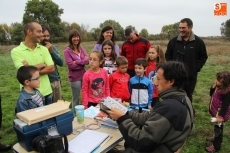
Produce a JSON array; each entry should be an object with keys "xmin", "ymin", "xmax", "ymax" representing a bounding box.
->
[
  {"xmin": 0, "ymin": 143, "xmax": 11, "ymax": 152},
  {"xmin": 206, "ymin": 137, "xmax": 215, "ymax": 142},
  {"xmin": 205, "ymin": 145, "xmax": 217, "ymax": 152}
]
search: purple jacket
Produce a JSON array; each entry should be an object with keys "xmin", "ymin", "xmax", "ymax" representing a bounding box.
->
[
  {"xmin": 93, "ymin": 44, "xmax": 120, "ymax": 56},
  {"xmin": 209, "ymin": 87, "xmax": 230, "ymax": 121},
  {"xmin": 64, "ymin": 46, "xmax": 89, "ymax": 82}
]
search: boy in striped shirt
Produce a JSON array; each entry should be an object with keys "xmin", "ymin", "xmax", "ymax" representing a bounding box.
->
[{"xmin": 15, "ymin": 66, "xmax": 44, "ymax": 113}]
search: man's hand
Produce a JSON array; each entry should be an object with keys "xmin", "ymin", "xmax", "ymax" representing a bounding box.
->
[
  {"xmin": 45, "ymin": 42, "xmax": 53, "ymax": 52},
  {"xmin": 22, "ymin": 60, "xmax": 29, "ymax": 66},
  {"xmin": 35, "ymin": 63, "xmax": 46, "ymax": 70},
  {"xmin": 107, "ymin": 107, "xmax": 125, "ymax": 121}
]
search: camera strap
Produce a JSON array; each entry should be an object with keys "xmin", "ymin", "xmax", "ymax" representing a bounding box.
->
[{"xmin": 60, "ymin": 134, "xmax": 68, "ymax": 153}]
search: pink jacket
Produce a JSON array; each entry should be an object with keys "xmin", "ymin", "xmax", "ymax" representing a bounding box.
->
[{"xmin": 82, "ymin": 68, "xmax": 110, "ymax": 108}]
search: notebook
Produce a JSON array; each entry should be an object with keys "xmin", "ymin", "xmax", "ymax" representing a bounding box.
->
[
  {"xmin": 101, "ymin": 118, "xmax": 118, "ymax": 129},
  {"xmin": 68, "ymin": 129, "xmax": 110, "ymax": 153}
]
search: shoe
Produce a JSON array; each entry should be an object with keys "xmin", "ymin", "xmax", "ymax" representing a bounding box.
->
[
  {"xmin": 206, "ymin": 137, "xmax": 215, "ymax": 142},
  {"xmin": 0, "ymin": 143, "xmax": 11, "ymax": 152},
  {"xmin": 205, "ymin": 145, "xmax": 217, "ymax": 152}
]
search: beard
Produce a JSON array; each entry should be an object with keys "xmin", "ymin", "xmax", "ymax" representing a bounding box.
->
[{"xmin": 41, "ymin": 39, "xmax": 50, "ymax": 46}]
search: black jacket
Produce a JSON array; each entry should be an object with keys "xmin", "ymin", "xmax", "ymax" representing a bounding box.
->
[{"xmin": 165, "ymin": 32, "xmax": 208, "ymax": 79}]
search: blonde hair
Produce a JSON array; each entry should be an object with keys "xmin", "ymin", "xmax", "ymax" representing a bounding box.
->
[{"xmin": 145, "ymin": 45, "xmax": 165, "ymax": 64}]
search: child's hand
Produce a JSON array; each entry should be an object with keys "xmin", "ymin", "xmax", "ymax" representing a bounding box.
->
[
  {"xmin": 212, "ymin": 80, "xmax": 217, "ymax": 88},
  {"xmin": 148, "ymin": 106, "xmax": 153, "ymax": 110},
  {"xmin": 216, "ymin": 116, "xmax": 223, "ymax": 123}
]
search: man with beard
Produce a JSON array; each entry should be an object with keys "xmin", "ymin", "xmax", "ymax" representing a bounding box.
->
[
  {"xmin": 165, "ymin": 18, "xmax": 208, "ymax": 103},
  {"xmin": 41, "ymin": 25, "xmax": 63, "ymax": 103},
  {"xmin": 11, "ymin": 22, "xmax": 54, "ymax": 105}
]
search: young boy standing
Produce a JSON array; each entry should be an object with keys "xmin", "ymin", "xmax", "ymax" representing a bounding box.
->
[
  {"xmin": 109, "ymin": 56, "xmax": 130, "ymax": 102},
  {"xmin": 16, "ymin": 66, "xmax": 44, "ymax": 113},
  {"xmin": 129, "ymin": 58, "xmax": 153, "ymax": 110}
]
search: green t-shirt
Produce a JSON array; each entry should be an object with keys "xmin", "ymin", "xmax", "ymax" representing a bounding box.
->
[{"xmin": 11, "ymin": 42, "xmax": 54, "ymax": 96}]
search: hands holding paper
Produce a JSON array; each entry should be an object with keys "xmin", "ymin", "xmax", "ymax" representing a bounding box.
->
[{"xmin": 107, "ymin": 107, "xmax": 125, "ymax": 121}]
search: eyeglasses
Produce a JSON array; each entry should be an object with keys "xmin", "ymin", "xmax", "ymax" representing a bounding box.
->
[
  {"xmin": 89, "ymin": 59, "xmax": 100, "ymax": 62},
  {"xmin": 29, "ymin": 77, "xmax": 40, "ymax": 81}
]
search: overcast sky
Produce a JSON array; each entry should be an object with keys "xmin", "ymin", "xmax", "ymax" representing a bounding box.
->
[{"xmin": 0, "ymin": 0, "xmax": 229, "ymax": 36}]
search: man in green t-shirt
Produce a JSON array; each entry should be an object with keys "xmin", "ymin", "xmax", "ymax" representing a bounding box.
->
[{"xmin": 11, "ymin": 22, "xmax": 55, "ymax": 105}]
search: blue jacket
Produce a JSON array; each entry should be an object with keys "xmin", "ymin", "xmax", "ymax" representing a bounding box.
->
[
  {"xmin": 16, "ymin": 88, "xmax": 45, "ymax": 113},
  {"xmin": 48, "ymin": 45, "xmax": 63, "ymax": 83},
  {"xmin": 129, "ymin": 75, "xmax": 153, "ymax": 108}
]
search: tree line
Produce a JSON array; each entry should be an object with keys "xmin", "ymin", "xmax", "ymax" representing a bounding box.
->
[{"xmin": 0, "ymin": 0, "xmax": 229, "ymax": 45}]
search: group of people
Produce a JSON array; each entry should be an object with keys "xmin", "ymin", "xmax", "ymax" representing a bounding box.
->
[{"xmin": 0, "ymin": 17, "xmax": 228, "ymax": 152}]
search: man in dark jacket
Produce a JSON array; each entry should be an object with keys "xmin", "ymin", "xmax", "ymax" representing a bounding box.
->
[
  {"xmin": 107, "ymin": 61, "xmax": 194, "ymax": 153},
  {"xmin": 121, "ymin": 27, "xmax": 150, "ymax": 78},
  {"xmin": 165, "ymin": 18, "xmax": 208, "ymax": 102}
]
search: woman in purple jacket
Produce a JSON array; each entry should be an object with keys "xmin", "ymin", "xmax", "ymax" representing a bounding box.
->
[
  {"xmin": 64, "ymin": 29, "xmax": 89, "ymax": 112},
  {"xmin": 93, "ymin": 25, "xmax": 120, "ymax": 56}
]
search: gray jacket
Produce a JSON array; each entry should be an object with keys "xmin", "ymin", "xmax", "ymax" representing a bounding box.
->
[{"xmin": 117, "ymin": 87, "xmax": 194, "ymax": 153}]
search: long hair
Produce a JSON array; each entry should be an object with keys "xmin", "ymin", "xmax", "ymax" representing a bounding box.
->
[
  {"xmin": 216, "ymin": 70, "xmax": 230, "ymax": 94},
  {"xmin": 146, "ymin": 45, "xmax": 165, "ymax": 64},
  {"xmin": 101, "ymin": 40, "xmax": 117, "ymax": 63},
  {"xmin": 96, "ymin": 25, "xmax": 115, "ymax": 44},
  {"xmin": 68, "ymin": 29, "xmax": 81, "ymax": 50}
]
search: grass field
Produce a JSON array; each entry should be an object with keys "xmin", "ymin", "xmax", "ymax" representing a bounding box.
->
[{"xmin": 0, "ymin": 39, "xmax": 230, "ymax": 153}]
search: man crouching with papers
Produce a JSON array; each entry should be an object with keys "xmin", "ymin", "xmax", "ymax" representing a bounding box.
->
[{"xmin": 107, "ymin": 61, "xmax": 194, "ymax": 153}]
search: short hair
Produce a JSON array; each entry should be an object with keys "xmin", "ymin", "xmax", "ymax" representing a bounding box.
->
[
  {"xmin": 157, "ymin": 61, "xmax": 188, "ymax": 88},
  {"xmin": 135, "ymin": 58, "xmax": 148, "ymax": 69},
  {"xmin": 124, "ymin": 27, "xmax": 134, "ymax": 36},
  {"xmin": 116, "ymin": 56, "xmax": 128, "ymax": 67},
  {"xmin": 17, "ymin": 66, "xmax": 39, "ymax": 85},
  {"xmin": 180, "ymin": 18, "xmax": 193, "ymax": 27},
  {"xmin": 41, "ymin": 25, "xmax": 51, "ymax": 34},
  {"xmin": 68, "ymin": 29, "xmax": 81, "ymax": 50},
  {"xmin": 23, "ymin": 22, "xmax": 36, "ymax": 36},
  {"xmin": 97, "ymin": 25, "xmax": 115, "ymax": 44}
]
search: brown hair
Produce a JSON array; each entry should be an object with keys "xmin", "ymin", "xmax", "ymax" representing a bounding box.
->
[
  {"xmin": 89, "ymin": 51, "xmax": 104, "ymax": 68},
  {"xmin": 135, "ymin": 58, "xmax": 148, "ymax": 69},
  {"xmin": 68, "ymin": 29, "xmax": 81, "ymax": 50},
  {"xmin": 146, "ymin": 45, "xmax": 165, "ymax": 64},
  {"xmin": 101, "ymin": 40, "xmax": 117, "ymax": 63},
  {"xmin": 216, "ymin": 70, "xmax": 230, "ymax": 94},
  {"xmin": 116, "ymin": 56, "xmax": 128, "ymax": 67},
  {"xmin": 23, "ymin": 22, "xmax": 37, "ymax": 36}
]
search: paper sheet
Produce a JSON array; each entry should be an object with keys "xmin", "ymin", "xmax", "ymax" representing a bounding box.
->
[{"xmin": 68, "ymin": 129, "xmax": 109, "ymax": 153}]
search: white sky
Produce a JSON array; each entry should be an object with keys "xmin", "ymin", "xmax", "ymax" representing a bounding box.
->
[{"xmin": 0, "ymin": 0, "xmax": 229, "ymax": 36}]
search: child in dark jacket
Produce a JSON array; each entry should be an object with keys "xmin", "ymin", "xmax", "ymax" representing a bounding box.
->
[
  {"xmin": 206, "ymin": 70, "xmax": 230, "ymax": 152},
  {"xmin": 16, "ymin": 66, "xmax": 44, "ymax": 113}
]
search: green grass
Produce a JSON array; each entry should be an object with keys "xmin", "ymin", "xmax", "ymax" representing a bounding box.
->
[{"xmin": 0, "ymin": 40, "xmax": 230, "ymax": 153}]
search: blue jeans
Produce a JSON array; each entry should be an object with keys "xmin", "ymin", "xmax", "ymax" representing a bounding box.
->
[{"xmin": 44, "ymin": 94, "xmax": 53, "ymax": 105}]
